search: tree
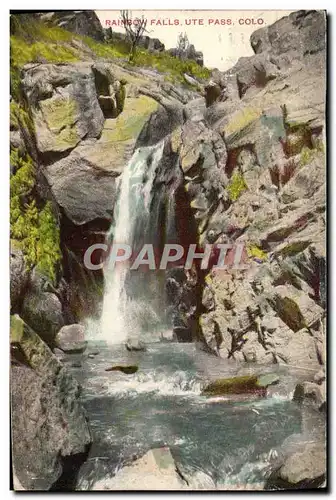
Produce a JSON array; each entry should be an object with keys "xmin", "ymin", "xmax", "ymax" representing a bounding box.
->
[
  {"xmin": 120, "ymin": 10, "xmax": 148, "ymax": 62},
  {"xmin": 176, "ymin": 32, "xmax": 190, "ymax": 59}
]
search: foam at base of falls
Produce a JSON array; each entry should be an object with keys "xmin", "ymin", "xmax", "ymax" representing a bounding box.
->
[{"xmin": 84, "ymin": 369, "xmax": 203, "ymax": 399}]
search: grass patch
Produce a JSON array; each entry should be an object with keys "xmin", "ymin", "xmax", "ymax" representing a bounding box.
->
[
  {"xmin": 132, "ymin": 49, "xmax": 210, "ymax": 83},
  {"xmin": 11, "ymin": 35, "xmax": 80, "ymax": 67},
  {"xmin": 227, "ymin": 172, "xmax": 248, "ymax": 201}
]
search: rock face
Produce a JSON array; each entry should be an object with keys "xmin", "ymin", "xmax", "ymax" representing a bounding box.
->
[
  {"xmin": 195, "ymin": 10, "xmax": 326, "ymax": 371},
  {"xmin": 38, "ymin": 11, "xmax": 105, "ymax": 41},
  {"xmin": 92, "ymin": 448, "xmax": 188, "ymax": 490},
  {"xmin": 11, "ymin": 315, "xmax": 92, "ymax": 490},
  {"xmin": 10, "ymin": 245, "xmax": 29, "ymax": 312},
  {"xmin": 265, "ymin": 441, "xmax": 326, "ymax": 490}
]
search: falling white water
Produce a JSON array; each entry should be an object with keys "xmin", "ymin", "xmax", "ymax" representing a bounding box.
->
[{"xmin": 101, "ymin": 141, "xmax": 165, "ymax": 344}]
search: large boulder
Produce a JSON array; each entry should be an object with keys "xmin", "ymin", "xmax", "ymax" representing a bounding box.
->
[
  {"xmin": 91, "ymin": 448, "xmax": 188, "ymax": 490},
  {"xmin": 11, "ymin": 315, "xmax": 92, "ymax": 490},
  {"xmin": 293, "ymin": 381, "xmax": 326, "ymax": 411},
  {"xmin": 43, "ymin": 150, "xmax": 117, "ymax": 225},
  {"xmin": 22, "ymin": 63, "xmax": 105, "ymax": 156},
  {"xmin": 21, "ymin": 269, "xmax": 65, "ymax": 346},
  {"xmin": 265, "ymin": 441, "xmax": 326, "ymax": 490},
  {"xmin": 55, "ymin": 324, "xmax": 87, "ymax": 353}
]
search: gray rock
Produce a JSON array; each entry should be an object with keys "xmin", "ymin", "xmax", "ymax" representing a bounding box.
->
[
  {"xmin": 44, "ymin": 151, "xmax": 117, "ymax": 225},
  {"xmin": 11, "ymin": 315, "xmax": 92, "ymax": 490},
  {"xmin": 22, "ymin": 63, "xmax": 105, "ymax": 156},
  {"xmin": 136, "ymin": 96, "xmax": 184, "ymax": 147},
  {"xmin": 250, "ymin": 11, "xmax": 326, "ymax": 64},
  {"xmin": 10, "ymin": 245, "xmax": 29, "ymax": 312},
  {"xmin": 184, "ymin": 97, "xmax": 206, "ymax": 122},
  {"xmin": 21, "ymin": 290, "xmax": 64, "ymax": 346},
  {"xmin": 314, "ymin": 368, "xmax": 326, "ymax": 385},
  {"xmin": 91, "ymin": 447, "xmax": 188, "ymax": 490},
  {"xmin": 55, "ymin": 324, "xmax": 87, "ymax": 354},
  {"xmin": 293, "ymin": 381, "xmax": 326, "ymax": 410},
  {"xmin": 230, "ymin": 53, "xmax": 279, "ymax": 98},
  {"xmin": 38, "ymin": 10, "xmax": 104, "ymax": 41},
  {"xmin": 183, "ymin": 73, "xmax": 200, "ymax": 87},
  {"xmin": 125, "ymin": 338, "xmax": 146, "ymax": 352},
  {"xmin": 265, "ymin": 441, "xmax": 326, "ymax": 489},
  {"xmin": 10, "ymin": 130, "xmax": 25, "ymax": 154}
]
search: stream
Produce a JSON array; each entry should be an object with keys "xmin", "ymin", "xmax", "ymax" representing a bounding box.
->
[{"xmin": 63, "ymin": 340, "xmax": 325, "ymax": 490}]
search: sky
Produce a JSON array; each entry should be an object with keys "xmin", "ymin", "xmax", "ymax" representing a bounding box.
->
[{"xmin": 96, "ymin": 10, "xmax": 294, "ymax": 71}]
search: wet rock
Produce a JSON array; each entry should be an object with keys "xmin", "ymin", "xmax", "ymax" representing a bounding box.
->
[
  {"xmin": 257, "ymin": 373, "xmax": 280, "ymax": 387},
  {"xmin": 201, "ymin": 373, "xmax": 279, "ymax": 397},
  {"xmin": 55, "ymin": 324, "xmax": 87, "ymax": 354},
  {"xmin": 10, "ymin": 315, "xmax": 92, "ymax": 490},
  {"xmin": 160, "ymin": 330, "xmax": 174, "ymax": 342},
  {"xmin": 88, "ymin": 350, "xmax": 100, "ymax": 357},
  {"xmin": 265, "ymin": 441, "xmax": 326, "ymax": 490},
  {"xmin": 92, "ymin": 447, "xmax": 188, "ymax": 490},
  {"xmin": 125, "ymin": 339, "xmax": 146, "ymax": 351},
  {"xmin": 314, "ymin": 368, "xmax": 326, "ymax": 385},
  {"xmin": 293, "ymin": 381, "xmax": 326, "ymax": 411},
  {"xmin": 105, "ymin": 365, "xmax": 139, "ymax": 375}
]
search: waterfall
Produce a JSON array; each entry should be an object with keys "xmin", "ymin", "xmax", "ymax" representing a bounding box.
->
[{"xmin": 101, "ymin": 141, "xmax": 166, "ymax": 344}]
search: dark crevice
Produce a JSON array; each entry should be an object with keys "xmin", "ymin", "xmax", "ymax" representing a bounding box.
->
[{"xmin": 50, "ymin": 443, "xmax": 91, "ymax": 491}]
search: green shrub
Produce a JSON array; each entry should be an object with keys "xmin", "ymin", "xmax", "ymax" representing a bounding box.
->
[
  {"xmin": 227, "ymin": 172, "xmax": 248, "ymax": 201},
  {"xmin": 10, "ymin": 101, "xmax": 34, "ymax": 135},
  {"xmin": 10, "ymin": 150, "xmax": 61, "ymax": 283},
  {"xmin": 300, "ymin": 144, "xmax": 325, "ymax": 167}
]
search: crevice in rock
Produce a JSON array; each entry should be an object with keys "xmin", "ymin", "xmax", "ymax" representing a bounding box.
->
[
  {"xmin": 50, "ymin": 444, "xmax": 91, "ymax": 491},
  {"xmin": 60, "ymin": 213, "xmax": 110, "ymax": 321}
]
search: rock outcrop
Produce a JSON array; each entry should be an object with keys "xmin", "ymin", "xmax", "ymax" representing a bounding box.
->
[
  {"xmin": 265, "ymin": 441, "xmax": 326, "ymax": 490},
  {"xmin": 38, "ymin": 11, "xmax": 105, "ymax": 41},
  {"xmin": 91, "ymin": 448, "xmax": 188, "ymax": 490},
  {"xmin": 11, "ymin": 315, "xmax": 92, "ymax": 490}
]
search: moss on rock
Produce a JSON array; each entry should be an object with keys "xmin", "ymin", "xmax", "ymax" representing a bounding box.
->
[
  {"xmin": 40, "ymin": 97, "xmax": 78, "ymax": 133},
  {"xmin": 227, "ymin": 172, "xmax": 248, "ymax": 201}
]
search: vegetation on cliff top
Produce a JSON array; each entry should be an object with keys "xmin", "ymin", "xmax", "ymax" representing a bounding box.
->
[{"xmin": 10, "ymin": 15, "xmax": 210, "ymax": 88}]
